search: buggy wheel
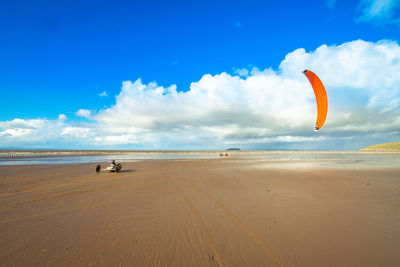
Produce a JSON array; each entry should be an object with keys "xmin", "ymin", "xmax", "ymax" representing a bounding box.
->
[{"xmin": 96, "ymin": 164, "xmax": 101, "ymax": 173}]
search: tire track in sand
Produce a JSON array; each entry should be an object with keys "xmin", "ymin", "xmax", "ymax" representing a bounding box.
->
[
  {"xmin": 164, "ymin": 174, "xmax": 226, "ymax": 267},
  {"xmin": 0, "ymin": 200, "xmax": 116, "ymax": 224},
  {"xmin": 0, "ymin": 180, "xmax": 186, "ymax": 224},
  {"xmin": 178, "ymin": 176, "xmax": 286, "ymax": 267},
  {"xmin": 0, "ymin": 169, "xmax": 155, "ymax": 198}
]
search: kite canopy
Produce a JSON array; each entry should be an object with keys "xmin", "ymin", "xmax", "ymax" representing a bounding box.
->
[{"xmin": 303, "ymin": 70, "xmax": 328, "ymax": 131}]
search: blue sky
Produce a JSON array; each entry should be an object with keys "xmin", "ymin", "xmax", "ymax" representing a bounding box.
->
[{"xmin": 1, "ymin": 0, "xmax": 400, "ymax": 149}]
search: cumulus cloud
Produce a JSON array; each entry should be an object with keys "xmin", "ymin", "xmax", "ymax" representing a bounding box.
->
[
  {"xmin": 233, "ymin": 67, "xmax": 250, "ymax": 77},
  {"xmin": 1, "ymin": 39, "xmax": 400, "ymax": 149},
  {"xmin": 94, "ymin": 72, "xmax": 314, "ymax": 144},
  {"xmin": 58, "ymin": 114, "xmax": 67, "ymax": 121},
  {"xmin": 355, "ymin": 0, "xmax": 400, "ymax": 25},
  {"xmin": 280, "ymin": 40, "xmax": 400, "ymax": 113},
  {"xmin": 0, "ymin": 118, "xmax": 65, "ymax": 145},
  {"xmin": 75, "ymin": 109, "xmax": 92, "ymax": 119}
]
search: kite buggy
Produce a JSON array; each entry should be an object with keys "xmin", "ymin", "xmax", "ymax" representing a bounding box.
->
[{"xmin": 96, "ymin": 160, "xmax": 122, "ymax": 173}]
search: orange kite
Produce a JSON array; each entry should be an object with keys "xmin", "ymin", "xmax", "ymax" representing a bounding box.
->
[{"xmin": 303, "ymin": 70, "xmax": 328, "ymax": 131}]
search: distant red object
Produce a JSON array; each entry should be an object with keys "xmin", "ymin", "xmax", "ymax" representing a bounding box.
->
[{"xmin": 225, "ymin": 153, "xmax": 228, "ymax": 157}]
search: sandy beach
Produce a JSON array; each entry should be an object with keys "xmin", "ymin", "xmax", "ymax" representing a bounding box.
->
[{"xmin": 1, "ymin": 157, "xmax": 399, "ymax": 266}]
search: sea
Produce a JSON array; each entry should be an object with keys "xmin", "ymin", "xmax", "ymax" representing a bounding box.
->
[{"xmin": 0, "ymin": 151, "xmax": 399, "ymax": 167}]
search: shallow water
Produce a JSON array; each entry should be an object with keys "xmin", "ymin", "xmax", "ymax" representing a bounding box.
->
[
  {"xmin": 0, "ymin": 153, "xmax": 220, "ymax": 166},
  {"xmin": 0, "ymin": 152, "xmax": 399, "ymax": 167},
  {"xmin": 242, "ymin": 152, "xmax": 400, "ymax": 167}
]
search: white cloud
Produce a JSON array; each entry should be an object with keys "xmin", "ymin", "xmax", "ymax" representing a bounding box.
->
[
  {"xmin": 1, "ymin": 39, "xmax": 400, "ymax": 149},
  {"xmin": 75, "ymin": 109, "xmax": 92, "ymax": 119},
  {"xmin": 92, "ymin": 40, "xmax": 400, "ymax": 147},
  {"xmin": 355, "ymin": 0, "xmax": 400, "ymax": 25},
  {"xmin": 98, "ymin": 91, "xmax": 108, "ymax": 97},
  {"xmin": 0, "ymin": 118, "xmax": 66, "ymax": 144},
  {"xmin": 279, "ymin": 39, "xmax": 400, "ymax": 113},
  {"xmin": 233, "ymin": 67, "xmax": 250, "ymax": 77},
  {"xmin": 58, "ymin": 114, "xmax": 67, "ymax": 121}
]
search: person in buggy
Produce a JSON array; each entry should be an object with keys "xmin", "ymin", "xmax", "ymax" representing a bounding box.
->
[
  {"xmin": 110, "ymin": 160, "xmax": 122, "ymax": 172},
  {"xmin": 96, "ymin": 160, "xmax": 122, "ymax": 173}
]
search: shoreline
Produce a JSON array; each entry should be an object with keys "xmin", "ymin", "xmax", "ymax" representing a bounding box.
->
[
  {"xmin": 1, "ymin": 149, "xmax": 400, "ymax": 156},
  {"xmin": 1, "ymin": 151, "xmax": 400, "ymax": 167}
]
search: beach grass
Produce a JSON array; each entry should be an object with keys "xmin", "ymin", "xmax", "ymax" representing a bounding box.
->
[{"xmin": 360, "ymin": 142, "xmax": 400, "ymax": 151}]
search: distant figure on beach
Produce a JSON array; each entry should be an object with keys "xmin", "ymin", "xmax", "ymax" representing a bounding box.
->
[
  {"xmin": 111, "ymin": 160, "xmax": 117, "ymax": 168},
  {"xmin": 225, "ymin": 153, "xmax": 228, "ymax": 157}
]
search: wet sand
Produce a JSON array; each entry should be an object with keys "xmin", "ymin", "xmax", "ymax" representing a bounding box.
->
[{"xmin": 0, "ymin": 158, "xmax": 399, "ymax": 266}]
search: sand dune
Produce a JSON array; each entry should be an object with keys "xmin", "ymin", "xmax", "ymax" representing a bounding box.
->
[
  {"xmin": 0, "ymin": 158, "xmax": 399, "ymax": 266},
  {"xmin": 361, "ymin": 142, "xmax": 400, "ymax": 151}
]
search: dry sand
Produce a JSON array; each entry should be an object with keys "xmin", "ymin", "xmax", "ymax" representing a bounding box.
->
[{"xmin": 0, "ymin": 158, "xmax": 399, "ymax": 266}]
